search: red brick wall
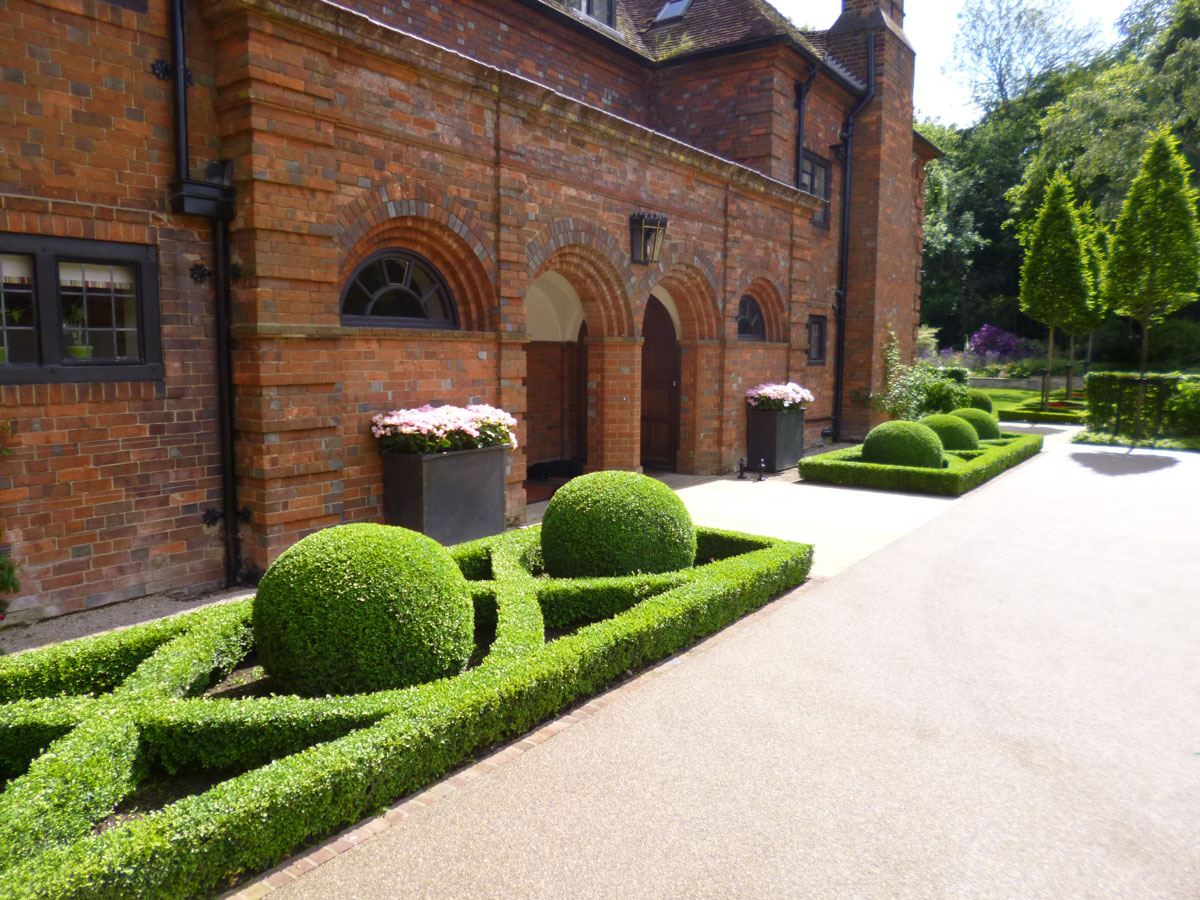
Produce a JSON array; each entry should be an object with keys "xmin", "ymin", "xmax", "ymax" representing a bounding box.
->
[
  {"xmin": 342, "ymin": 0, "xmax": 652, "ymax": 122},
  {"xmin": 1, "ymin": 0, "xmax": 925, "ymax": 622},
  {"xmin": 0, "ymin": 0, "xmax": 228, "ymax": 623}
]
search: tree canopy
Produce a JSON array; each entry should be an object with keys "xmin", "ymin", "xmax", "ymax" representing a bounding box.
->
[{"xmin": 922, "ymin": 0, "xmax": 1200, "ymax": 371}]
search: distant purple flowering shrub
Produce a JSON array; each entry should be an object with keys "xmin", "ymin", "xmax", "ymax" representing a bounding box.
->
[{"xmin": 969, "ymin": 324, "xmax": 1035, "ymax": 360}]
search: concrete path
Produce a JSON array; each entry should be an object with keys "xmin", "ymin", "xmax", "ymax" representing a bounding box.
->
[{"xmin": 259, "ymin": 426, "xmax": 1200, "ymax": 900}]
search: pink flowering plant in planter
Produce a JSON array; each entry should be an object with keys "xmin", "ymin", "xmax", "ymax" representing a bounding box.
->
[
  {"xmin": 745, "ymin": 382, "xmax": 814, "ymax": 411},
  {"xmin": 370, "ymin": 404, "xmax": 519, "ymax": 454}
]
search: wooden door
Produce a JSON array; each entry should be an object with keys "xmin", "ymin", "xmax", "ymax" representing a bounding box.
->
[{"xmin": 640, "ymin": 297, "xmax": 680, "ymax": 470}]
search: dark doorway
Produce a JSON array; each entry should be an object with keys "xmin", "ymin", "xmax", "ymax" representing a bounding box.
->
[{"xmin": 640, "ymin": 296, "xmax": 680, "ymax": 470}]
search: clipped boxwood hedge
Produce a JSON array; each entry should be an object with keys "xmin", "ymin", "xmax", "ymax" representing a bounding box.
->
[
  {"xmin": 541, "ymin": 471, "xmax": 697, "ymax": 577},
  {"xmin": 0, "ymin": 526, "xmax": 811, "ymax": 900},
  {"xmin": 917, "ymin": 414, "xmax": 979, "ymax": 451},
  {"xmin": 253, "ymin": 523, "xmax": 474, "ymax": 696},
  {"xmin": 949, "ymin": 407, "xmax": 1002, "ymax": 440},
  {"xmin": 967, "ymin": 389, "xmax": 994, "ymax": 414},
  {"xmin": 860, "ymin": 420, "xmax": 944, "ymax": 468},
  {"xmin": 799, "ymin": 433, "xmax": 1043, "ymax": 496}
]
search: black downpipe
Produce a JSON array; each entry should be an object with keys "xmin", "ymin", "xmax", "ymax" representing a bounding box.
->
[
  {"xmin": 793, "ymin": 68, "xmax": 817, "ymax": 189},
  {"xmin": 169, "ymin": 0, "xmax": 243, "ymax": 585},
  {"xmin": 211, "ymin": 209, "xmax": 240, "ymax": 587},
  {"xmin": 831, "ymin": 32, "xmax": 876, "ymax": 443},
  {"xmin": 169, "ymin": 0, "xmax": 189, "ymax": 185}
]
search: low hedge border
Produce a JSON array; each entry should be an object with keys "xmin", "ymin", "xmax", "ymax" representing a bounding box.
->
[
  {"xmin": 0, "ymin": 526, "xmax": 812, "ymax": 900},
  {"xmin": 997, "ymin": 408, "xmax": 1085, "ymax": 424},
  {"xmin": 799, "ymin": 433, "xmax": 1043, "ymax": 496}
]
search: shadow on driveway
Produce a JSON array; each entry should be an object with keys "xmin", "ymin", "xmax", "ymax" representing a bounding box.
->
[{"xmin": 1069, "ymin": 451, "xmax": 1179, "ymax": 476}]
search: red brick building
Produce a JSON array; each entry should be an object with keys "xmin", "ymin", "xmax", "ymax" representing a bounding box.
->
[{"xmin": 0, "ymin": 0, "xmax": 936, "ymax": 622}]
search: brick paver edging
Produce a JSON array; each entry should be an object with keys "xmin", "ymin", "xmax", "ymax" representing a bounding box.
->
[{"xmin": 219, "ymin": 575, "xmax": 825, "ymax": 900}]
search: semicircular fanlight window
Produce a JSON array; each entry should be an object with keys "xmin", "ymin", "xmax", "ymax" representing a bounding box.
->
[
  {"xmin": 736, "ymin": 294, "xmax": 766, "ymax": 341},
  {"xmin": 339, "ymin": 250, "xmax": 459, "ymax": 330}
]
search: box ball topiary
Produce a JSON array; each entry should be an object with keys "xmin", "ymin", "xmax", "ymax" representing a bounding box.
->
[
  {"xmin": 950, "ymin": 407, "xmax": 1002, "ymax": 439},
  {"xmin": 918, "ymin": 413, "xmax": 980, "ymax": 450},
  {"xmin": 860, "ymin": 420, "xmax": 945, "ymax": 468},
  {"xmin": 541, "ymin": 470, "xmax": 697, "ymax": 577},
  {"xmin": 968, "ymin": 389, "xmax": 995, "ymax": 414},
  {"xmin": 252, "ymin": 523, "xmax": 473, "ymax": 696}
]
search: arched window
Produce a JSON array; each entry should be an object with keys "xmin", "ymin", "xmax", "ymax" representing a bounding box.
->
[
  {"xmin": 339, "ymin": 250, "xmax": 458, "ymax": 330},
  {"xmin": 736, "ymin": 294, "xmax": 766, "ymax": 341}
]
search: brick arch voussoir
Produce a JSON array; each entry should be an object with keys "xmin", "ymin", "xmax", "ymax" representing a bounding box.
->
[
  {"xmin": 644, "ymin": 258, "xmax": 722, "ymax": 342},
  {"xmin": 735, "ymin": 274, "xmax": 789, "ymax": 344},
  {"xmin": 339, "ymin": 216, "xmax": 493, "ymax": 332},
  {"xmin": 532, "ymin": 241, "xmax": 634, "ymax": 339},
  {"xmin": 337, "ymin": 182, "xmax": 498, "ymax": 289}
]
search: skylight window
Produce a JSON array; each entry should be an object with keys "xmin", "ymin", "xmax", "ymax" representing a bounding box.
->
[{"xmin": 654, "ymin": 0, "xmax": 692, "ymax": 24}]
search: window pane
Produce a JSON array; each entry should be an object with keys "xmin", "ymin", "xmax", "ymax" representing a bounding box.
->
[
  {"xmin": 383, "ymin": 257, "xmax": 409, "ymax": 287},
  {"xmin": 58, "ymin": 261, "xmax": 138, "ymax": 363},
  {"xmin": 1, "ymin": 254, "xmax": 36, "ymax": 366},
  {"xmin": 343, "ymin": 282, "xmax": 371, "ymax": 316},
  {"xmin": 410, "ymin": 265, "xmax": 434, "ymax": 300},
  {"xmin": 425, "ymin": 290, "xmax": 449, "ymax": 322},
  {"xmin": 356, "ymin": 259, "xmax": 387, "ymax": 296},
  {"xmin": 371, "ymin": 288, "xmax": 424, "ymax": 319},
  {"xmin": 591, "ymin": 0, "xmax": 612, "ymax": 24}
]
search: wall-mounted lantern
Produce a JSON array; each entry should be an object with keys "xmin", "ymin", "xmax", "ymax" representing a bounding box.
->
[{"xmin": 629, "ymin": 213, "xmax": 668, "ymax": 264}]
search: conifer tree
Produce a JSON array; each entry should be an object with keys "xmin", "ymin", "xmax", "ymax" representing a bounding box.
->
[
  {"xmin": 1106, "ymin": 129, "xmax": 1200, "ymax": 435},
  {"xmin": 1019, "ymin": 170, "xmax": 1092, "ymax": 408}
]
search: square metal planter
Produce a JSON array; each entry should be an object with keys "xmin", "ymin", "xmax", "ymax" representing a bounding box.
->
[
  {"xmin": 381, "ymin": 445, "xmax": 506, "ymax": 545},
  {"xmin": 746, "ymin": 406, "xmax": 806, "ymax": 473}
]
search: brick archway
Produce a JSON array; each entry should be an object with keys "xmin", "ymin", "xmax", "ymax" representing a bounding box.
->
[
  {"xmin": 530, "ymin": 243, "xmax": 635, "ymax": 339},
  {"xmin": 526, "ymin": 221, "xmax": 636, "ymax": 338},
  {"xmin": 644, "ymin": 261, "xmax": 722, "ymax": 341},
  {"xmin": 337, "ymin": 184, "xmax": 497, "ymax": 331}
]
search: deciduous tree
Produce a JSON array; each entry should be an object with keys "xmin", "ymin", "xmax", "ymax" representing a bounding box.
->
[
  {"xmin": 1019, "ymin": 172, "xmax": 1093, "ymax": 406},
  {"xmin": 1106, "ymin": 129, "xmax": 1200, "ymax": 433}
]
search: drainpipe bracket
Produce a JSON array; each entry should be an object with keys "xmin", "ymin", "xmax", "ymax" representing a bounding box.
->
[{"xmin": 169, "ymin": 178, "xmax": 235, "ymax": 220}]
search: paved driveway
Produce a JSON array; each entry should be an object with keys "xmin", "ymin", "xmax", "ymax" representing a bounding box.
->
[{"xmin": 260, "ymin": 427, "xmax": 1200, "ymax": 899}]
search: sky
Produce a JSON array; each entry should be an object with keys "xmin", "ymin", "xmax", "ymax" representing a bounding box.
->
[{"xmin": 768, "ymin": 0, "xmax": 1136, "ymax": 126}]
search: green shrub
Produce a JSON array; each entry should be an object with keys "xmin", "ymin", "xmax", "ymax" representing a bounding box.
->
[
  {"xmin": 252, "ymin": 524, "xmax": 473, "ymax": 696},
  {"xmin": 967, "ymin": 389, "xmax": 995, "ymax": 414},
  {"xmin": 860, "ymin": 421, "xmax": 944, "ymax": 468},
  {"xmin": 541, "ymin": 471, "xmax": 697, "ymax": 577},
  {"xmin": 935, "ymin": 366, "xmax": 970, "ymax": 385},
  {"xmin": 872, "ymin": 333, "xmax": 971, "ymax": 419},
  {"xmin": 918, "ymin": 414, "xmax": 980, "ymax": 450},
  {"xmin": 800, "ymin": 433, "xmax": 1043, "ymax": 496},
  {"xmin": 1168, "ymin": 381, "xmax": 1200, "ymax": 436},
  {"xmin": 1086, "ymin": 371, "xmax": 1200, "ymax": 438},
  {"xmin": 949, "ymin": 407, "xmax": 1001, "ymax": 439},
  {"xmin": 0, "ymin": 527, "xmax": 812, "ymax": 900}
]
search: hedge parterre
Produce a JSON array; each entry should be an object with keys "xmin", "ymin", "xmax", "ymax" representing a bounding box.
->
[
  {"xmin": 799, "ymin": 433, "xmax": 1043, "ymax": 496},
  {"xmin": 0, "ymin": 526, "xmax": 812, "ymax": 900}
]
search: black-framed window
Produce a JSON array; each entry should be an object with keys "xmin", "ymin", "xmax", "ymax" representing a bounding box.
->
[
  {"xmin": 736, "ymin": 295, "xmax": 766, "ymax": 342},
  {"xmin": 561, "ymin": 0, "xmax": 615, "ymax": 27},
  {"xmin": 339, "ymin": 250, "xmax": 459, "ymax": 331},
  {"xmin": 807, "ymin": 315, "xmax": 827, "ymax": 365},
  {"xmin": 0, "ymin": 233, "xmax": 161, "ymax": 384},
  {"xmin": 800, "ymin": 152, "xmax": 831, "ymax": 227}
]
